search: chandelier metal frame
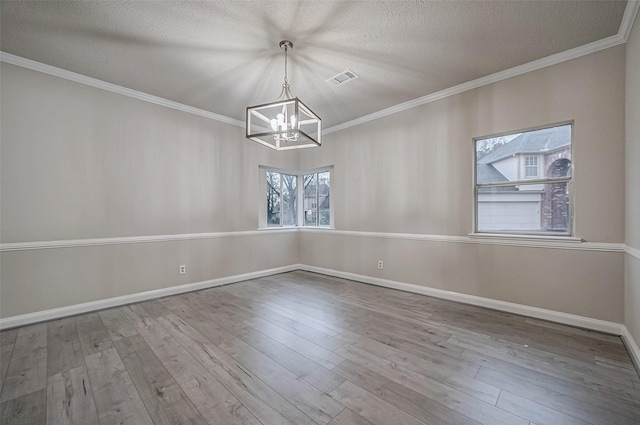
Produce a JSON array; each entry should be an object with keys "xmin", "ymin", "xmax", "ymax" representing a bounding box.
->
[{"xmin": 246, "ymin": 40, "xmax": 321, "ymax": 150}]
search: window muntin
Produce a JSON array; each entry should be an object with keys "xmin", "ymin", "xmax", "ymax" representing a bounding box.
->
[{"xmin": 475, "ymin": 123, "xmax": 572, "ymax": 235}]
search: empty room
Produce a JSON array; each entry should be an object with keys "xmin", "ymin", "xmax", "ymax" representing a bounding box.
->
[{"xmin": 1, "ymin": 1, "xmax": 640, "ymax": 424}]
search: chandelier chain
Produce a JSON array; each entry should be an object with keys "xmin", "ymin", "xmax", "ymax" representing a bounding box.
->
[{"xmin": 284, "ymin": 45, "xmax": 288, "ymax": 85}]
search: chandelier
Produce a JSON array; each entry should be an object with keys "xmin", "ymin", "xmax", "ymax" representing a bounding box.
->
[{"xmin": 246, "ymin": 40, "xmax": 321, "ymax": 150}]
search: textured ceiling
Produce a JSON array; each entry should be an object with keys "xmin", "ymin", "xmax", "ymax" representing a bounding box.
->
[{"xmin": 0, "ymin": 1, "xmax": 629, "ymax": 129}]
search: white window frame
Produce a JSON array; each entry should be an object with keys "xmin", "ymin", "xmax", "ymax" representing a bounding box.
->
[
  {"xmin": 472, "ymin": 122, "xmax": 574, "ymax": 238},
  {"xmin": 259, "ymin": 165, "xmax": 333, "ymax": 229},
  {"xmin": 302, "ymin": 168, "xmax": 332, "ymax": 227},
  {"xmin": 265, "ymin": 170, "xmax": 297, "ymax": 227},
  {"xmin": 524, "ymin": 155, "xmax": 539, "ymax": 178}
]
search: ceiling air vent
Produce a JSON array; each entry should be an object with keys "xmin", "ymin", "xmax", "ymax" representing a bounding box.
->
[{"xmin": 326, "ymin": 69, "xmax": 359, "ymax": 86}]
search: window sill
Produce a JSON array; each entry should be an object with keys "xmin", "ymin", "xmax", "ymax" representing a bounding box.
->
[
  {"xmin": 468, "ymin": 232, "xmax": 583, "ymax": 243},
  {"xmin": 257, "ymin": 226, "xmax": 335, "ymax": 231}
]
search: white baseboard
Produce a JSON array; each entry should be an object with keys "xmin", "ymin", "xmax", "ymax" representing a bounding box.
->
[
  {"xmin": 297, "ymin": 264, "xmax": 624, "ymax": 336},
  {"xmin": 621, "ymin": 326, "xmax": 640, "ymax": 373},
  {"xmin": 0, "ymin": 265, "xmax": 298, "ymax": 330},
  {"xmin": 304, "ymin": 264, "xmax": 638, "ymax": 374},
  {"xmin": 1, "ymin": 262, "xmax": 631, "ymax": 345}
]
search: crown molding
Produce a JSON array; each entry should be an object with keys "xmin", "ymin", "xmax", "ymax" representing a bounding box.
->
[
  {"xmin": 324, "ymin": 33, "xmax": 627, "ymax": 135},
  {"xmin": 620, "ymin": 1, "xmax": 640, "ymax": 42},
  {"xmin": 324, "ymin": 2, "xmax": 639, "ymax": 135},
  {"xmin": 2, "ymin": 2, "xmax": 637, "ymax": 137},
  {"xmin": 0, "ymin": 52, "xmax": 245, "ymax": 128}
]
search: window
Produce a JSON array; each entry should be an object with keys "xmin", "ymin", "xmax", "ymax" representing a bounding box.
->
[
  {"xmin": 262, "ymin": 167, "xmax": 332, "ymax": 228},
  {"xmin": 524, "ymin": 155, "xmax": 538, "ymax": 178},
  {"xmin": 266, "ymin": 171, "xmax": 297, "ymax": 227},
  {"xmin": 304, "ymin": 171, "xmax": 331, "ymax": 226},
  {"xmin": 474, "ymin": 123, "xmax": 572, "ymax": 235}
]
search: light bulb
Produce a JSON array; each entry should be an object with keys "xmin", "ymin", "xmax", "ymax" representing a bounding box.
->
[
  {"xmin": 270, "ymin": 119, "xmax": 278, "ymax": 131},
  {"xmin": 290, "ymin": 115, "xmax": 296, "ymax": 129},
  {"xmin": 277, "ymin": 113, "xmax": 284, "ymax": 125}
]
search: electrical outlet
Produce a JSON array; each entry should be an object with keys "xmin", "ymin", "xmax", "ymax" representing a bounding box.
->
[
  {"xmin": 179, "ymin": 265, "xmax": 187, "ymax": 275},
  {"xmin": 377, "ymin": 260, "xmax": 383, "ymax": 269}
]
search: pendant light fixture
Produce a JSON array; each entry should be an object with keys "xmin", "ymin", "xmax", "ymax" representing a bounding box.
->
[{"xmin": 246, "ymin": 40, "xmax": 321, "ymax": 150}]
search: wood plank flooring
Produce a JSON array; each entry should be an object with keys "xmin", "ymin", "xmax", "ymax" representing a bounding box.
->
[{"xmin": 1, "ymin": 270, "xmax": 639, "ymax": 425}]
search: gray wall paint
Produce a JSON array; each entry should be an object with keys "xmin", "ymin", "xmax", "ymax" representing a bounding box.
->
[
  {"xmin": 0, "ymin": 233, "xmax": 297, "ymax": 317},
  {"xmin": 0, "ymin": 42, "xmax": 631, "ymax": 325},
  {"xmin": 299, "ymin": 45, "xmax": 627, "ymax": 323},
  {"xmin": 0, "ymin": 64, "xmax": 297, "ymax": 242},
  {"xmin": 300, "ymin": 232, "xmax": 624, "ymax": 321},
  {"xmin": 625, "ymin": 14, "xmax": 640, "ymax": 344},
  {"xmin": 0, "ymin": 63, "xmax": 298, "ymax": 318}
]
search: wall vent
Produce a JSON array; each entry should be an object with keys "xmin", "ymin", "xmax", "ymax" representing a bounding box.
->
[{"xmin": 326, "ymin": 69, "xmax": 359, "ymax": 86}]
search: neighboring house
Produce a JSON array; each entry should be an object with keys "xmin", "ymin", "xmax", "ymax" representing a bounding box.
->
[
  {"xmin": 477, "ymin": 125, "xmax": 571, "ymax": 232},
  {"xmin": 304, "ymin": 180, "xmax": 330, "ymax": 225}
]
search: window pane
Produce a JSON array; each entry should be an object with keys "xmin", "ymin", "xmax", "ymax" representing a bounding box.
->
[
  {"xmin": 476, "ymin": 124, "xmax": 571, "ymax": 184},
  {"xmin": 318, "ymin": 172, "xmax": 331, "ymax": 226},
  {"xmin": 304, "ymin": 173, "xmax": 318, "ymax": 226},
  {"xmin": 266, "ymin": 171, "xmax": 281, "ymax": 226},
  {"xmin": 477, "ymin": 182, "xmax": 570, "ymax": 233},
  {"xmin": 282, "ymin": 174, "xmax": 297, "ymax": 226}
]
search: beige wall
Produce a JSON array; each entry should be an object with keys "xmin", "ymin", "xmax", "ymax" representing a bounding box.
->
[
  {"xmin": 625, "ymin": 14, "xmax": 640, "ymax": 344},
  {"xmin": 300, "ymin": 46, "xmax": 627, "ymax": 323},
  {"xmin": 300, "ymin": 232, "xmax": 624, "ymax": 321},
  {"xmin": 1, "ymin": 64, "xmax": 297, "ymax": 241},
  {"xmin": 0, "ymin": 63, "xmax": 298, "ymax": 318},
  {"xmin": 0, "ymin": 232, "xmax": 297, "ymax": 318},
  {"xmin": 0, "ymin": 43, "xmax": 630, "ymax": 325}
]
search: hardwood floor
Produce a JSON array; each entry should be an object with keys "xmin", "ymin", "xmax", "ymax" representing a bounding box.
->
[{"xmin": 1, "ymin": 270, "xmax": 639, "ymax": 425}]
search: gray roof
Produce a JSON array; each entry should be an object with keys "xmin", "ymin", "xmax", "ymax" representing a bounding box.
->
[
  {"xmin": 477, "ymin": 164, "xmax": 517, "ymax": 191},
  {"xmin": 477, "ymin": 163, "xmax": 508, "ymax": 184},
  {"xmin": 478, "ymin": 125, "xmax": 571, "ymax": 165}
]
